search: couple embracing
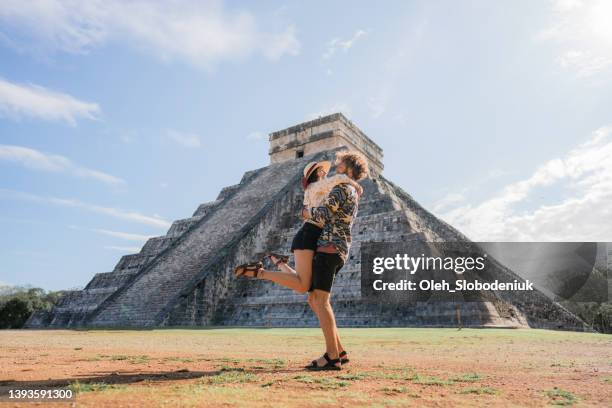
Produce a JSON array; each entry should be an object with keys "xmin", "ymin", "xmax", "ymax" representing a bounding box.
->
[{"xmin": 234, "ymin": 150, "xmax": 369, "ymax": 371}]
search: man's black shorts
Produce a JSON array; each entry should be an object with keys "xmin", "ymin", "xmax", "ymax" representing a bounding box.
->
[{"xmin": 309, "ymin": 252, "xmax": 345, "ymax": 293}]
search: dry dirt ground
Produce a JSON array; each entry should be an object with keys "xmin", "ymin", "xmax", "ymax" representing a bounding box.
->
[{"xmin": 0, "ymin": 328, "xmax": 610, "ymax": 407}]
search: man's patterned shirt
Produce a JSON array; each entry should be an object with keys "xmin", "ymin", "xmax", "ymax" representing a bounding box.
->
[{"xmin": 309, "ymin": 182, "xmax": 359, "ymax": 262}]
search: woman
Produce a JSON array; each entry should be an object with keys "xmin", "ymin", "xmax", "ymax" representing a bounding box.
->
[{"xmin": 234, "ymin": 158, "xmax": 362, "ymax": 294}]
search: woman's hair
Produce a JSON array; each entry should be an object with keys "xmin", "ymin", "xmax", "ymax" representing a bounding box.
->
[
  {"xmin": 335, "ymin": 151, "xmax": 369, "ymax": 181},
  {"xmin": 307, "ymin": 169, "xmax": 321, "ymax": 184},
  {"xmin": 301, "ymin": 166, "xmax": 323, "ymax": 189}
]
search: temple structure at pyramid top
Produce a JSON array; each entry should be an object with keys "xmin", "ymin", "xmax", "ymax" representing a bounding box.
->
[{"xmin": 269, "ymin": 113, "xmax": 384, "ymax": 176}]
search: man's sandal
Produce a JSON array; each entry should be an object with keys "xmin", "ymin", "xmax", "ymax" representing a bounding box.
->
[
  {"xmin": 339, "ymin": 350, "xmax": 349, "ymax": 365},
  {"xmin": 234, "ymin": 262, "xmax": 263, "ymax": 278},
  {"xmin": 316, "ymin": 350, "xmax": 348, "ymax": 364},
  {"xmin": 305, "ymin": 352, "xmax": 342, "ymax": 371},
  {"xmin": 266, "ymin": 253, "xmax": 289, "ymax": 266}
]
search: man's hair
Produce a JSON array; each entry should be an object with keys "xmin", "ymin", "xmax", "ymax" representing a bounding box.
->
[{"xmin": 335, "ymin": 151, "xmax": 369, "ymax": 181}]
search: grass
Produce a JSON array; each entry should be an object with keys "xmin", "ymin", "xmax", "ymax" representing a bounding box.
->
[
  {"xmin": 212, "ymin": 357, "xmax": 286, "ymax": 371},
  {"xmin": 86, "ymin": 354, "xmax": 150, "ymax": 364},
  {"xmin": 162, "ymin": 356, "xmax": 194, "ymax": 363},
  {"xmin": 545, "ymin": 388, "xmax": 578, "ymax": 406},
  {"xmin": 68, "ymin": 381, "xmax": 127, "ymax": 394},
  {"xmin": 292, "ymin": 375, "xmax": 349, "ymax": 389},
  {"xmin": 200, "ymin": 367, "xmax": 258, "ymax": 385},
  {"xmin": 449, "ymin": 373, "xmax": 485, "ymax": 383},
  {"xmin": 550, "ymin": 361, "xmax": 575, "ymax": 368},
  {"xmin": 336, "ymin": 373, "xmax": 366, "ymax": 381},
  {"xmin": 246, "ymin": 358, "xmax": 286, "ymax": 367},
  {"xmin": 216, "ymin": 357, "xmax": 242, "ymax": 363},
  {"xmin": 363, "ymin": 369, "xmax": 416, "ymax": 381},
  {"xmin": 411, "ymin": 374, "xmax": 454, "ymax": 386},
  {"xmin": 2, "ymin": 327, "xmax": 605, "ymax": 407},
  {"xmin": 216, "ymin": 364, "xmax": 243, "ymax": 372},
  {"xmin": 380, "ymin": 386, "xmax": 420, "ymax": 397},
  {"xmin": 460, "ymin": 386, "xmax": 498, "ymax": 395},
  {"xmin": 260, "ymin": 380, "xmax": 278, "ymax": 387}
]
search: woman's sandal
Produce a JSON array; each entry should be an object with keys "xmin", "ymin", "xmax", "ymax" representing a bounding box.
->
[
  {"xmin": 305, "ymin": 352, "xmax": 342, "ymax": 371},
  {"xmin": 234, "ymin": 262, "xmax": 263, "ymax": 278},
  {"xmin": 266, "ymin": 252, "xmax": 289, "ymax": 266},
  {"xmin": 339, "ymin": 350, "xmax": 349, "ymax": 365}
]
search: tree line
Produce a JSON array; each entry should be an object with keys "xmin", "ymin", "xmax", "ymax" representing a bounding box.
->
[{"xmin": 0, "ymin": 286, "xmax": 65, "ymax": 328}]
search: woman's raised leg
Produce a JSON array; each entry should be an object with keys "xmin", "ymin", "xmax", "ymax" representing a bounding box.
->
[{"xmin": 258, "ymin": 249, "xmax": 314, "ymax": 294}]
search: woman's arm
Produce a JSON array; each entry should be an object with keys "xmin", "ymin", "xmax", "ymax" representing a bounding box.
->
[{"xmin": 328, "ymin": 174, "xmax": 363, "ymax": 196}]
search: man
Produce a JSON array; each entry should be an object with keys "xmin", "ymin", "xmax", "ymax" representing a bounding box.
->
[{"xmin": 302, "ymin": 150, "xmax": 369, "ymax": 370}]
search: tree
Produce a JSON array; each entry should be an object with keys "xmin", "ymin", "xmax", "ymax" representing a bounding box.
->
[
  {"xmin": 0, "ymin": 287, "xmax": 66, "ymax": 329},
  {"xmin": 0, "ymin": 298, "xmax": 33, "ymax": 328}
]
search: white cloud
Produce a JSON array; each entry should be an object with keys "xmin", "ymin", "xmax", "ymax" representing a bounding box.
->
[
  {"xmin": 0, "ymin": 0, "xmax": 300, "ymax": 69},
  {"xmin": 323, "ymin": 29, "xmax": 367, "ymax": 59},
  {"xmin": 0, "ymin": 144, "xmax": 124, "ymax": 185},
  {"xmin": 262, "ymin": 25, "xmax": 300, "ymax": 60},
  {"xmin": 0, "ymin": 77, "xmax": 100, "ymax": 125},
  {"xmin": 166, "ymin": 129, "xmax": 202, "ymax": 148},
  {"xmin": 557, "ymin": 50, "xmax": 612, "ymax": 78},
  {"xmin": 538, "ymin": 0, "xmax": 612, "ymax": 77},
  {"xmin": 0, "ymin": 188, "xmax": 170, "ymax": 228},
  {"xmin": 69, "ymin": 225, "xmax": 151, "ymax": 242},
  {"xmin": 93, "ymin": 228, "xmax": 151, "ymax": 242},
  {"xmin": 432, "ymin": 192, "xmax": 466, "ymax": 213},
  {"xmin": 436, "ymin": 126, "xmax": 612, "ymax": 241},
  {"xmin": 104, "ymin": 245, "xmax": 141, "ymax": 253},
  {"xmin": 431, "ymin": 168, "xmax": 511, "ymax": 213}
]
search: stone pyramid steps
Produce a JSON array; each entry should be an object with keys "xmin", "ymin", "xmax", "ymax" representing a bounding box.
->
[
  {"xmin": 86, "ymin": 155, "xmax": 316, "ymax": 327},
  {"xmin": 26, "ymin": 149, "xmax": 590, "ymax": 331}
]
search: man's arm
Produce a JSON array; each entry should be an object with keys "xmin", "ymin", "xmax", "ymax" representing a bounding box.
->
[{"xmin": 308, "ymin": 183, "xmax": 350, "ymax": 225}]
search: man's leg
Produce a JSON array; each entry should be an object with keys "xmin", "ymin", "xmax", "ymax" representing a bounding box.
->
[
  {"xmin": 307, "ymin": 253, "xmax": 346, "ymax": 367},
  {"xmin": 307, "ymin": 291, "xmax": 318, "ymax": 315},
  {"xmin": 335, "ymin": 332, "xmax": 345, "ymax": 357},
  {"xmin": 307, "ymin": 293, "xmax": 345, "ymax": 356},
  {"xmin": 311, "ymin": 289, "xmax": 340, "ymax": 365}
]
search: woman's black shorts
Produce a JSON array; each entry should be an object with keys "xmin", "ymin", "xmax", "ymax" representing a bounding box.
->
[{"xmin": 290, "ymin": 222, "xmax": 323, "ymax": 252}]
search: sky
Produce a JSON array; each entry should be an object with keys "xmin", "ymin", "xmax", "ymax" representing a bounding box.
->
[{"xmin": 1, "ymin": 0, "xmax": 611, "ymax": 291}]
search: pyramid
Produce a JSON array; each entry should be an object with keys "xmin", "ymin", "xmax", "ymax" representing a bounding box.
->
[{"xmin": 26, "ymin": 113, "xmax": 589, "ymax": 330}]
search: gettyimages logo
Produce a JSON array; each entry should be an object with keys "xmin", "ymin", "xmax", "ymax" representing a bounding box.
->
[
  {"xmin": 372, "ymin": 253, "xmax": 487, "ymax": 275},
  {"xmin": 360, "ymin": 241, "xmax": 608, "ymax": 303}
]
